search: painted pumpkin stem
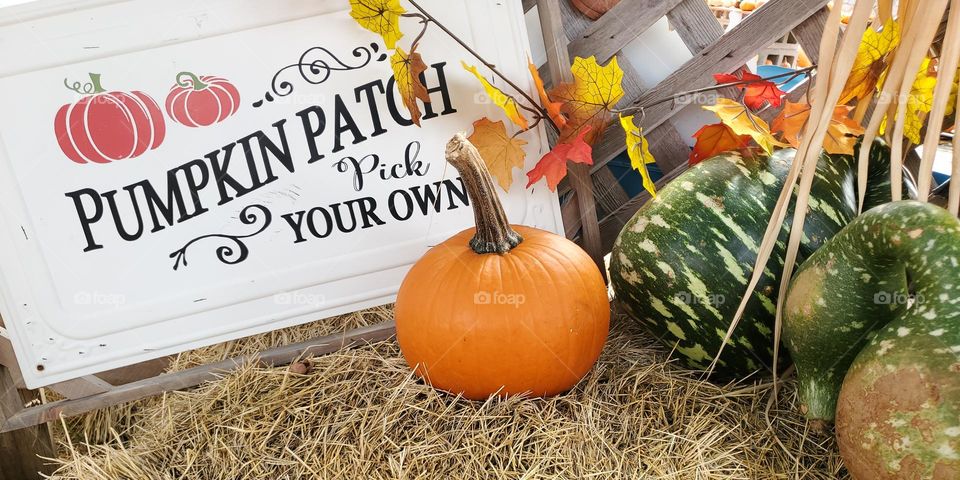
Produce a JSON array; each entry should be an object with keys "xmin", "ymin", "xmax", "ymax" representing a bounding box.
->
[
  {"xmin": 63, "ymin": 73, "xmax": 106, "ymax": 95},
  {"xmin": 176, "ymin": 71, "xmax": 209, "ymax": 91},
  {"xmin": 445, "ymin": 133, "xmax": 522, "ymax": 254}
]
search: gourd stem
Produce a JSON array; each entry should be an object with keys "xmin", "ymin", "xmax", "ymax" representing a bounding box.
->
[
  {"xmin": 445, "ymin": 133, "xmax": 522, "ymax": 254},
  {"xmin": 87, "ymin": 73, "xmax": 106, "ymax": 94},
  {"xmin": 176, "ymin": 71, "xmax": 208, "ymax": 91}
]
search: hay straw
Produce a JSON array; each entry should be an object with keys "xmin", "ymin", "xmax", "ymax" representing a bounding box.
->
[{"xmin": 46, "ymin": 307, "xmax": 846, "ymax": 479}]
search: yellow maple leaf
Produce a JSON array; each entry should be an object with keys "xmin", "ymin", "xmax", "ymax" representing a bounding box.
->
[
  {"xmin": 772, "ymin": 101, "xmax": 864, "ymax": 155},
  {"xmin": 879, "ymin": 57, "xmax": 936, "ymax": 144},
  {"xmin": 550, "ymin": 56, "xmax": 625, "ymax": 146},
  {"xmin": 619, "ymin": 114, "xmax": 657, "ymax": 198},
  {"xmin": 349, "ymin": 0, "xmax": 406, "ymax": 50},
  {"xmin": 839, "ymin": 18, "xmax": 900, "ymax": 105},
  {"xmin": 468, "ymin": 118, "xmax": 528, "ymax": 192},
  {"xmin": 391, "ymin": 47, "xmax": 431, "ymax": 126},
  {"xmin": 703, "ymin": 98, "xmax": 785, "ymax": 155},
  {"xmin": 462, "ymin": 62, "xmax": 529, "ymax": 130}
]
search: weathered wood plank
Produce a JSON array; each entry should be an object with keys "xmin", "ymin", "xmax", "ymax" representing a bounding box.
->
[
  {"xmin": 46, "ymin": 375, "xmax": 113, "ymax": 400},
  {"xmin": 560, "ymin": 192, "xmax": 583, "ymax": 238},
  {"xmin": 667, "ymin": 0, "xmax": 725, "ymax": 54},
  {"xmin": 589, "ymin": 0, "xmax": 831, "ymax": 174},
  {"xmin": 1, "ymin": 366, "xmax": 55, "ymax": 479},
  {"xmin": 568, "ymin": 0, "xmax": 684, "ymax": 63},
  {"xmin": 96, "ymin": 357, "xmax": 171, "ymax": 386},
  {"xmin": 591, "ymin": 168, "xmax": 630, "ymax": 216},
  {"xmin": 0, "ymin": 333, "xmax": 24, "ymax": 388},
  {"xmin": 791, "ymin": 7, "xmax": 830, "ymax": 63},
  {"xmin": 1, "ymin": 321, "xmax": 397, "ymax": 433},
  {"xmin": 537, "ymin": 0, "xmax": 604, "ymax": 273},
  {"xmin": 645, "ymin": 121, "xmax": 692, "ymax": 174}
]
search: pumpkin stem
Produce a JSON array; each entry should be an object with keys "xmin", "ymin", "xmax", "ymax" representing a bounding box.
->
[
  {"xmin": 176, "ymin": 71, "xmax": 209, "ymax": 91},
  {"xmin": 445, "ymin": 133, "xmax": 522, "ymax": 254},
  {"xmin": 63, "ymin": 73, "xmax": 106, "ymax": 95}
]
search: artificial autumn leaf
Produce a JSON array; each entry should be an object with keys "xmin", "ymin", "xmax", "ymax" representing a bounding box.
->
[
  {"xmin": 703, "ymin": 98, "xmax": 785, "ymax": 154},
  {"xmin": 468, "ymin": 118, "xmax": 528, "ymax": 192},
  {"xmin": 713, "ymin": 72, "xmax": 744, "ymax": 84},
  {"xmin": 391, "ymin": 47, "xmax": 431, "ymax": 126},
  {"xmin": 689, "ymin": 123, "xmax": 750, "ymax": 166},
  {"xmin": 349, "ymin": 0, "xmax": 406, "ymax": 50},
  {"xmin": 619, "ymin": 114, "xmax": 657, "ymax": 197},
  {"xmin": 550, "ymin": 56, "xmax": 624, "ymax": 146},
  {"xmin": 528, "ymin": 59, "xmax": 567, "ymax": 130},
  {"xmin": 714, "ymin": 71, "xmax": 785, "ymax": 110},
  {"xmin": 878, "ymin": 57, "xmax": 937, "ymax": 144},
  {"xmin": 839, "ymin": 18, "xmax": 900, "ymax": 105},
  {"xmin": 462, "ymin": 62, "xmax": 529, "ymax": 130},
  {"xmin": 526, "ymin": 126, "xmax": 593, "ymax": 191},
  {"xmin": 772, "ymin": 101, "xmax": 864, "ymax": 155},
  {"xmin": 902, "ymin": 58, "xmax": 937, "ymax": 144}
]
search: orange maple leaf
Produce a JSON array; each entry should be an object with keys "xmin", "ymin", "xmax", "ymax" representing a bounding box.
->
[
  {"xmin": 526, "ymin": 126, "xmax": 593, "ymax": 191},
  {"xmin": 528, "ymin": 59, "xmax": 567, "ymax": 130},
  {"xmin": 549, "ymin": 56, "xmax": 624, "ymax": 146},
  {"xmin": 703, "ymin": 98, "xmax": 785, "ymax": 155},
  {"xmin": 689, "ymin": 123, "xmax": 750, "ymax": 166},
  {"xmin": 771, "ymin": 101, "xmax": 864, "ymax": 155},
  {"xmin": 391, "ymin": 47, "xmax": 431, "ymax": 126},
  {"xmin": 468, "ymin": 118, "xmax": 528, "ymax": 192}
]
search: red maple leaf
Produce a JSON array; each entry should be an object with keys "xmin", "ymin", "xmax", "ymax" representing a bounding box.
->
[
  {"xmin": 713, "ymin": 70, "xmax": 785, "ymax": 110},
  {"xmin": 526, "ymin": 126, "xmax": 593, "ymax": 191}
]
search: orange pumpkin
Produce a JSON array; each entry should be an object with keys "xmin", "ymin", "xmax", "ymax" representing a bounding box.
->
[{"xmin": 395, "ymin": 134, "xmax": 610, "ymax": 400}]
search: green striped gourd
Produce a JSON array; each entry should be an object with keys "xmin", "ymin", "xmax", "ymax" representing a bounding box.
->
[
  {"xmin": 609, "ymin": 140, "xmax": 911, "ymax": 377},
  {"xmin": 782, "ymin": 201, "xmax": 959, "ymax": 479}
]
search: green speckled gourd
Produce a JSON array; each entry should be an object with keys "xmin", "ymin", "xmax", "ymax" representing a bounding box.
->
[
  {"xmin": 609, "ymin": 140, "xmax": 912, "ymax": 377},
  {"xmin": 782, "ymin": 201, "xmax": 960, "ymax": 479}
]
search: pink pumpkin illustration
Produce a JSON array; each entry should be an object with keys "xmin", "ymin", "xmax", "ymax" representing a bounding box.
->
[
  {"xmin": 54, "ymin": 73, "xmax": 166, "ymax": 164},
  {"xmin": 165, "ymin": 72, "xmax": 241, "ymax": 128}
]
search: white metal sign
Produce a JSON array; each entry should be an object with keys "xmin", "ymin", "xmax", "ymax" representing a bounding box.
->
[{"xmin": 0, "ymin": 0, "xmax": 562, "ymax": 387}]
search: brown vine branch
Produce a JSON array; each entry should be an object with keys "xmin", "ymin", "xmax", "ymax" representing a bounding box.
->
[
  {"xmin": 401, "ymin": 12, "xmax": 431, "ymax": 50},
  {"xmin": 405, "ymin": 0, "xmax": 559, "ymax": 132},
  {"xmin": 616, "ymin": 66, "xmax": 816, "ymax": 116},
  {"xmin": 401, "ymin": 0, "xmax": 814, "ymax": 142}
]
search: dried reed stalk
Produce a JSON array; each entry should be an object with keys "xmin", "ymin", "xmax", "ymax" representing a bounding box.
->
[{"xmin": 918, "ymin": 0, "xmax": 960, "ymax": 200}]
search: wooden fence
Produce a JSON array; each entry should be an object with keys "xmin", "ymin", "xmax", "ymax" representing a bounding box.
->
[{"xmin": 526, "ymin": 0, "xmax": 830, "ymax": 255}]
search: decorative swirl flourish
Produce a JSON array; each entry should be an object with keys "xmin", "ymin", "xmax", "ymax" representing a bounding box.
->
[
  {"xmin": 252, "ymin": 43, "xmax": 388, "ymax": 108},
  {"xmin": 169, "ymin": 204, "xmax": 272, "ymax": 270}
]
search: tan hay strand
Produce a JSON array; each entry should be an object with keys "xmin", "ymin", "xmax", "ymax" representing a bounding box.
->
[{"xmin": 46, "ymin": 307, "xmax": 845, "ymax": 479}]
